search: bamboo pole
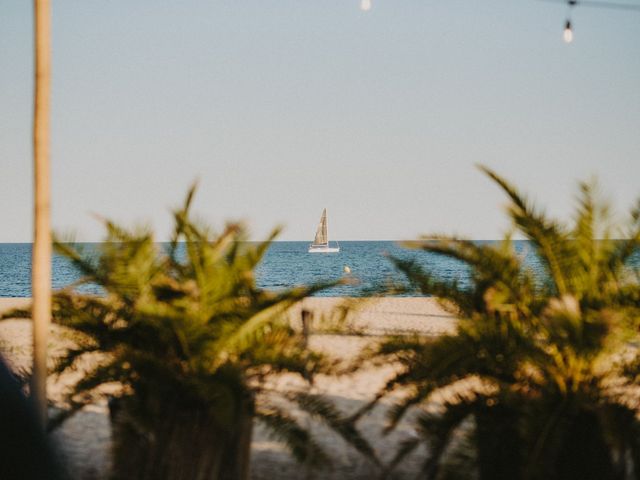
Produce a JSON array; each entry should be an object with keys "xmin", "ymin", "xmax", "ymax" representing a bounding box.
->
[{"xmin": 32, "ymin": 0, "xmax": 52, "ymax": 428}]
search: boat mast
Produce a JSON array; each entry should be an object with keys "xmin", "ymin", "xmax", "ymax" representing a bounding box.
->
[{"xmin": 325, "ymin": 209, "xmax": 329, "ymax": 247}]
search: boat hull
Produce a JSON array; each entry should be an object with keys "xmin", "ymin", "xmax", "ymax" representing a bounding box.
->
[{"xmin": 308, "ymin": 244, "xmax": 340, "ymax": 253}]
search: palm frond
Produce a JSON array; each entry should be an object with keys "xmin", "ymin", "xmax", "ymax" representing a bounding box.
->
[
  {"xmin": 378, "ymin": 435, "xmax": 421, "ymax": 479},
  {"xmin": 47, "ymin": 398, "xmax": 90, "ymax": 432},
  {"xmin": 292, "ymin": 392, "xmax": 380, "ymax": 466},
  {"xmin": 415, "ymin": 394, "xmax": 482, "ymax": 480},
  {"xmin": 378, "ymin": 167, "xmax": 640, "ymax": 479},
  {"xmin": 256, "ymin": 406, "xmax": 329, "ymax": 467},
  {"xmin": 389, "ymin": 256, "xmax": 473, "ymax": 314},
  {"xmin": 0, "ymin": 307, "xmax": 32, "ymax": 320},
  {"xmin": 45, "ymin": 185, "xmax": 358, "ymax": 471},
  {"xmin": 168, "ymin": 181, "xmax": 198, "ymax": 261},
  {"xmin": 480, "ymin": 165, "xmax": 570, "ymax": 296},
  {"xmin": 607, "ymin": 197, "xmax": 640, "ymax": 274}
]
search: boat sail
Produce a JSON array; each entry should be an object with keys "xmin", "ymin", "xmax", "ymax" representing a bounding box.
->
[{"xmin": 308, "ymin": 209, "xmax": 340, "ymax": 253}]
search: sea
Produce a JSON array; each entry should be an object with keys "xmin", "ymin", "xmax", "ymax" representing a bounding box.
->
[{"xmin": 0, "ymin": 241, "xmax": 637, "ymax": 298}]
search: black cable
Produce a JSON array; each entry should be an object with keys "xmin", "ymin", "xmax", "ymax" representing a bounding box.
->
[{"xmin": 538, "ymin": 0, "xmax": 640, "ymax": 12}]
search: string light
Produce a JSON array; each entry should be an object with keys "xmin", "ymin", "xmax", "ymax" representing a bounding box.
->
[
  {"xmin": 563, "ymin": 19, "xmax": 574, "ymax": 42},
  {"xmin": 539, "ymin": 0, "xmax": 640, "ymax": 43},
  {"xmin": 564, "ymin": 0, "xmax": 576, "ymax": 43}
]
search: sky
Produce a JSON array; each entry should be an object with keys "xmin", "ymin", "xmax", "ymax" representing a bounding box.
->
[{"xmin": 1, "ymin": 0, "xmax": 639, "ymax": 242}]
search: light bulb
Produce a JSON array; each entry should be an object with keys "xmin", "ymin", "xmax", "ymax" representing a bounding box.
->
[
  {"xmin": 563, "ymin": 20, "xmax": 573, "ymax": 43},
  {"xmin": 360, "ymin": 0, "xmax": 372, "ymax": 12}
]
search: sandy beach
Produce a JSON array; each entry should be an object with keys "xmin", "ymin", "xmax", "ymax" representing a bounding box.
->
[{"xmin": 0, "ymin": 296, "xmax": 456, "ymax": 479}]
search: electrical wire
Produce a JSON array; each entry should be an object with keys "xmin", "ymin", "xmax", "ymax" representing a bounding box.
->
[{"xmin": 538, "ymin": 0, "xmax": 640, "ymax": 12}]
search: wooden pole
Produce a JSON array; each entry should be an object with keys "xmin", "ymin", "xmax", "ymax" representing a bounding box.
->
[
  {"xmin": 301, "ymin": 309, "xmax": 312, "ymax": 348},
  {"xmin": 32, "ymin": 0, "xmax": 52, "ymax": 428}
]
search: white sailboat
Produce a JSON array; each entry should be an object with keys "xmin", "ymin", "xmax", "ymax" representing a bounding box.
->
[{"xmin": 308, "ymin": 208, "xmax": 340, "ymax": 253}]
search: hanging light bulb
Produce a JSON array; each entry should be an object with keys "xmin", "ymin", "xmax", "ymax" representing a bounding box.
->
[
  {"xmin": 563, "ymin": 19, "xmax": 573, "ymax": 43},
  {"xmin": 360, "ymin": 0, "xmax": 372, "ymax": 12}
]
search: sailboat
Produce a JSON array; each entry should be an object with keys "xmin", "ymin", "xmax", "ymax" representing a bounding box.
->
[{"xmin": 308, "ymin": 208, "xmax": 340, "ymax": 253}]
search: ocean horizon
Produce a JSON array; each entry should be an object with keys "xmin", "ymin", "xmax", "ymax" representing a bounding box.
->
[{"xmin": 1, "ymin": 240, "xmax": 637, "ymax": 298}]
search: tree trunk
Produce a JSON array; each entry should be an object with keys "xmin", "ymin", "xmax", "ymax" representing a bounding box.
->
[
  {"xmin": 110, "ymin": 395, "xmax": 254, "ymax": 480},
  {"xmin": 475, "ymin": 406, "xmax": 523, "ymax": 480},
  {"xmin": 219, "ymin": 399, "xmax": 253, "ymax": 480},
  {"xmin": 31, "ymin": 0, "xmax": 52, "ymax": 428},
  {"xmin": 554, "ymin": 411, "xmax": 615, "ymax": 480}
]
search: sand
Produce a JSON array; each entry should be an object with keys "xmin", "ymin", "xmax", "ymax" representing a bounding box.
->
[{"xmin": 0, "ymin": 297, "xmax": 456, "ymax": 480}]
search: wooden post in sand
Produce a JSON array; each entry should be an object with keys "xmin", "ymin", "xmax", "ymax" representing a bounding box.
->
[
  {"xmin": 301, "ymin": 309, "xmax": 312, "ymax": 347},
  {"xmin": 32, "ymin": 0, "xmax": 52, "ymax": 428}
]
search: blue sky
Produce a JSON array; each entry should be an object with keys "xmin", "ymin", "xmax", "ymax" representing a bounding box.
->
[{"xmin": 1, "ymin": 1, "xmax": 639, "ymax": 241}]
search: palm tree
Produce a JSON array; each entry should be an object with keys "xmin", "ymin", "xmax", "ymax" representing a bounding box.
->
[
  {"xmin": 31, "ymin": 0, "xmax": 53, "ymax": 428},
  {"xmin": 40, "ymin": 186, "xmax": 376, "ymax": 480},
  {"xmin": 373, "ymin": 166, "xmax": 640, "ymax": 480}
]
